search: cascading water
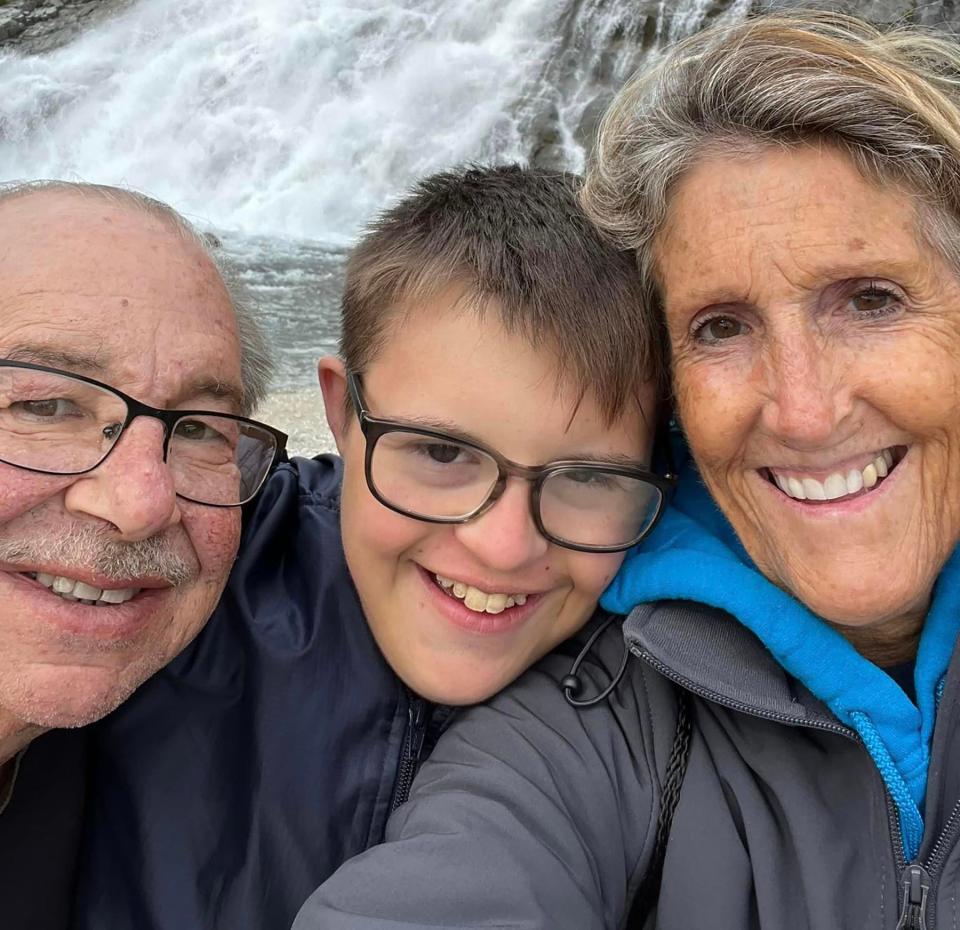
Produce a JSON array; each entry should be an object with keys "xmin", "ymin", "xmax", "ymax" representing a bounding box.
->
[{"xmin": 0, "ymin": 0, "xmax": 749, "ymax": 449}]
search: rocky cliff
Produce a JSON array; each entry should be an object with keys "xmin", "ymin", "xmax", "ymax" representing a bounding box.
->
[
  {"xmin": 528, "ymin": 0, "xmax": 960, "ymax": 167},
  {"xmin": 0, "ymin": 0, "xmax": 131, "ymax": 54}
]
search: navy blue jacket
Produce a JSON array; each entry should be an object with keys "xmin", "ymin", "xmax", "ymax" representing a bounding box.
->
[{"xmin": 73, "ymin": 457, "xmax": 437, "ymax": 929}]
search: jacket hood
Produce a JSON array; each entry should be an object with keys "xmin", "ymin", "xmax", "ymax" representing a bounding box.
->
[{"xmin": 602, "ymin": 456, "xmax": 960, "ymax": 860}]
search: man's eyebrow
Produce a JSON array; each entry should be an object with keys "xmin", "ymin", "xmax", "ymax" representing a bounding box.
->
[
  {"xmin": 184, "ymin": 379, "xmax": 245, "ymax": 411},
  {"xmin": 3, "ymin": 347, "xmax": 245, "ymax": 411},
  {"xmin": 3, "ymin": 345, "xmax": 107, "ymax": 372}
]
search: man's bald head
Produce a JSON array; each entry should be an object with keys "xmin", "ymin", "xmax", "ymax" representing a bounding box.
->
[{"xmin": 0, "ymin": 181, "xmax": 272, "ymax": 414}]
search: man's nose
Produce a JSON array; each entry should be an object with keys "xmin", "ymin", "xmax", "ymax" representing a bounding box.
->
[
  {"xmin": 453, "ymin": 478, "xmax": 549, "ymax": 571},
  {"xmin": 63, "ymin": 417, "xmax": 182, "ymax": 541},
  {"xmin": 759, "ymin": 330, "xmax": 854, "ymax": 448}
]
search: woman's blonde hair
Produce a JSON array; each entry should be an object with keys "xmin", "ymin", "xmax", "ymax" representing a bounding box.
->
[{"xmin": 582, "ymin": 10, "xmax": 960, "ymax": 308}]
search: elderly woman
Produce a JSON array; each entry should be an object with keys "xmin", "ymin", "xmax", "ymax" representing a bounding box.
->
[{"xmin": 295, "ymin": 12, "xmax": 960, "ymax": 930}]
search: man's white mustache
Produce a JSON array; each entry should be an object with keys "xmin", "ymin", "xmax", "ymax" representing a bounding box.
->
[{"xmin": 0, "ymin": 524, "xmax": 194, "ymax": 585}]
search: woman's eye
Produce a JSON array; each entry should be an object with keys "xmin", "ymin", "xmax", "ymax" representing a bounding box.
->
[
  {"xmin": 850, "ymin": 286, "xmax": 900, "ymax": 316},
  {"xmin": 694, "ymin": 315, "xmax": 746, "ymax": 343}
]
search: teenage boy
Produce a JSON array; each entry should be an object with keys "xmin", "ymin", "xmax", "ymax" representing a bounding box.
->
[{"xmin": 73, "ymin": 165, "xmax": 667, "ymax": 930}]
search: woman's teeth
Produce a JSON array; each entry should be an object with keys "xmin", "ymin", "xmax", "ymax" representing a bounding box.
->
[
  {"xmin": 29, "ymin": 572, "xmax": 140, "ymax": 606},
  {"xmin": 771, "ymin": 448, "xmax": 896, "ymax": 502},
  {"xmin": 435, "ymin": 574, "xmax": 528, "ymax": 614}
]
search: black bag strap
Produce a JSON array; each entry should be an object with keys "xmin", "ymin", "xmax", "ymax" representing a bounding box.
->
[{"xmin": 627, "ymin": 685, "xmax": 692, "ymax": 928}]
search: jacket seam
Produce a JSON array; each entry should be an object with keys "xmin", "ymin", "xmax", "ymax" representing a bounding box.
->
[
  {"xmin": 297, "ymin": 490, "xmax": 341, "ymax": 514},
  {"xmin": 621, "ymin": 661, "xmax": 670, "ymax": 929}
]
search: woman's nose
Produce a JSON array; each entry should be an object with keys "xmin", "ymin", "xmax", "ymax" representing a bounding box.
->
[{"xmin": 760, "ymin": 333, "xmax": 854, "ymax": 448}]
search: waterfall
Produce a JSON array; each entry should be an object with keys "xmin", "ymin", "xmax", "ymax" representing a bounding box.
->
[{"xmin": 0, "ymin": 0, "xmax": 749, "ymax": 245}]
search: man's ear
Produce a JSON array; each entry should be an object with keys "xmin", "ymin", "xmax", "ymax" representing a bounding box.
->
[{"xmin": 318, "ymin": 356, "xmax": 350, "ymax": 455}]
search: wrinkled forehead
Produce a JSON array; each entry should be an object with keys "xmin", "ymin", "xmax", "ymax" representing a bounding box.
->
[{"xmin": 0, "ymin": 192, "xmax": 243, "ymax": 409}]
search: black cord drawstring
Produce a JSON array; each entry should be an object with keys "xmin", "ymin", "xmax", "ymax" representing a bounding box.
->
[{"xmin": 561, "ymin": 612, "xmax": 631, "ymax": 707}]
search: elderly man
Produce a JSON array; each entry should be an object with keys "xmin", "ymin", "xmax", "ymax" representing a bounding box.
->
[{"xmin": 0, "ymin": 181, "xmax": 281, "ymax": 930}]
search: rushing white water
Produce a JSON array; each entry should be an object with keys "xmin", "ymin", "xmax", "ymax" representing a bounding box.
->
[
  {"xmin": 0, "ymin": 0, "xmax": 750, "ymax": 243},
  {"xmin": 0, "ymin": 0, "xmax": 565, "ymax": 241}
]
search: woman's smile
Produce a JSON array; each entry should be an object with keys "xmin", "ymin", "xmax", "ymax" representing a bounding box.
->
[{"xmin": 764, "ymin": 445, "xmax": 907, "ymax": 504}]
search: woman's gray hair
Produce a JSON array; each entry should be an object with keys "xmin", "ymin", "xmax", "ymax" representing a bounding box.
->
[
  {"xmin": 581, "ymin": 10, "xmax": 960, "ymax": 308},
  {"xmin": 0, "ymin": 179, "xmax": 273, "ymax": 414}
]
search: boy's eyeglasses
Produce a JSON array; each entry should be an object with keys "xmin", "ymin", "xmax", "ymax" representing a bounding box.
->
[
  {"xmin": 0, "ymin": 360, "xmax": 287, "ymax": 506},
  {"xmin": 347, "ymin": 370, "xmax": 675, "ymax": 553}
]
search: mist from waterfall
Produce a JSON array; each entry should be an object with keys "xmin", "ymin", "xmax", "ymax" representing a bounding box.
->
[
  {"xmin": 0, "ymin": 0, "xmax": 749, "ymax": 243},
  {"xmin": 1, "ymin": 0, "xmax": 571, "ymax": 242}
]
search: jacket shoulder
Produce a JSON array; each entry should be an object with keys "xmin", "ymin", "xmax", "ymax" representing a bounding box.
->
[{"xmin": 296, "ymin": 615, "xmax": 677, "ymax": 930}]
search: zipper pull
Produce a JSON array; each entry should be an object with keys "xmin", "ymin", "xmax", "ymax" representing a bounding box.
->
[
  {"xmin": 896, "ymin": 864, "xmax": 931, "ymax": 929},
  {"xmin": 390, "ymin": 698, "xmax": 431, "ymax": 811},
  {"xmin": 407, "ymin": 699, "xmax": 428, "ymax": 762}
]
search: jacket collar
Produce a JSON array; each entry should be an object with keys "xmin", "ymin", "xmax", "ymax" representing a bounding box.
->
[{"xmin": 623, "ymin": 600, "xmax": 843, "ymax": 730}]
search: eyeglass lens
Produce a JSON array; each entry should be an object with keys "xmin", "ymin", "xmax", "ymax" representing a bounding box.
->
[
  {"xmin": 0, "ymin": 365, "xmax": 276, "ymax": 506},
  {"xmin": 538, "ymin": 467, "xmax": 662, "ymax": 549},
  {"xmin": 368, "ymin": 428, "xmax": 661, "ymax": 549}
]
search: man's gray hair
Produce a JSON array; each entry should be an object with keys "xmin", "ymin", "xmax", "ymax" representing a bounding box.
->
[
  {"xmin": 581, "ymin": 10, "xmax": 960, "ymax": 309},
  {"xmin": 0, "ymin": 179, "xmax": 273, "ymax": 414}
]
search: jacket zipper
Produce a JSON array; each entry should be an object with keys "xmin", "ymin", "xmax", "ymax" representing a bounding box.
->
[
  {"xmin": 391, "ymin": 697, "xmax": 429, "ymax": 811},
  {"xmin": 629, "ymin": 645, "xmax": 960, "ymax": 929},
  {"xmin": 896, "ymin": 864, "xmax": 931, "ymax": 929},
  {"xmin": 902, "ymin": 797, "xmax": 960, "ymax": 928}
]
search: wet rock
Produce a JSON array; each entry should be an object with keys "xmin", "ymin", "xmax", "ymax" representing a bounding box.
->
[{"xmin": 0, "ymin": 0, "xmax": 133, "ymax": 54}]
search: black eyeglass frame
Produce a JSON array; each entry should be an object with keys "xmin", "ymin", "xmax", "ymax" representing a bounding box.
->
[
  {"xmin": 347, "ymin": 370, "xmax": 676, "ymax": 553},
  {"xmin": 0, "ymin": 359, "xmax": 288, "ymax": 507}
]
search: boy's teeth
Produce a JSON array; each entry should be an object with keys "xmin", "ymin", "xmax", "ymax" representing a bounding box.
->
[
  {"xmin": 33, "ymin": 572, "xmax": 140, "ymax": 605},
  {"xmin": 771, "ymin": 449, "xmax": 899, "ymax": 502},
  {"xmin": 434, "ymin": 574, "xmax": 526, "ymax": 614}
]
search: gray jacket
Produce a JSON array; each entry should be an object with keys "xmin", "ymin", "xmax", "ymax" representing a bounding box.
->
[{"xmin": 294, "ymin": 602, "xmax": 960, "ymax": 929}]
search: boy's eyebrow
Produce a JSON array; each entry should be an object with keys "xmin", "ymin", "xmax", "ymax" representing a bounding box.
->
[
  {"xmin": 562, "ymin": 451, "xmax": 649, "ymax": 468},
  {"xmin": 387, "ymin": 414, "xmax": 647, "ymax": 467},
  {"xmin": 391, "ymin": 414, "xmax": 480, "ymax": 441}
]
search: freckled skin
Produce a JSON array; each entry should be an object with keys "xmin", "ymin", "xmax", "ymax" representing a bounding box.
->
[
  {"xmin": 656, "ymin": 145, "xmax": 960, "ymax": 658},
  {"xmin": 0, "ymin": 192, "xmax": 243, "ymax": 752},
  {"xmin": 320, "ymin": 289, "xmax": 655, "ymax": 704}
]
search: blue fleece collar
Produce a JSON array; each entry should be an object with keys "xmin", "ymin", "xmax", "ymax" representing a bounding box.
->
[{"xmin": 603, "ymin": 463, "xmax": 960, "ymax": 861}]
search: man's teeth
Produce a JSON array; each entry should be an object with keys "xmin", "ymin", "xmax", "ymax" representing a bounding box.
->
[
  {"xmin": 33, "ymin": 572, "xmax": 140, "ymax": 606},
  {"xmin": 435, "ymin": 575, "xmax": 528, "ymax": 614},
  {"xmin": 772, "ymin": 449, "xmax": 896, "ymax": 502}
]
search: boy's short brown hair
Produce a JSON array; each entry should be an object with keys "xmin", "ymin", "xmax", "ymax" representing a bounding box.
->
[{"xmin": 340, "ymin": 164, "xmax": 665, "ymax": 425}]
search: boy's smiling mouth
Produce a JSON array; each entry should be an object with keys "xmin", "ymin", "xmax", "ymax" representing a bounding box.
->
[{"xmin": 434, "ymin": 573, "xmax": 529, "ymax": 614}]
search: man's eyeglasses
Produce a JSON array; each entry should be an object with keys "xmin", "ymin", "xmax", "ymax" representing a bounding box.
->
[
  {"xmin": 347, "ymin": 371, "xmax": 675, "ymax": 553},
  {"xmin": 0, "ymin": 360, "xmax": 287, "ymax": 507}
]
